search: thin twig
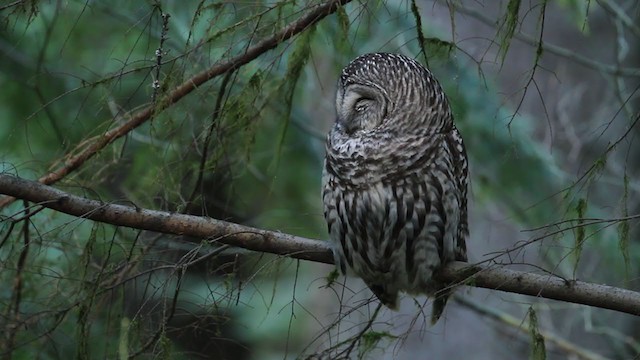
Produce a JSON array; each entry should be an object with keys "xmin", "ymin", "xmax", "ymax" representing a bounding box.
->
[
  {"xmin": 448, "ymin": 2, "xmax": 640, "ymax": 77},
  {"xmin": 453, "ymin": 295, "xmax": 609, "ymax": 360},
  {"xmin": 596, "ymin": 0, "xmax": 640, "ymax": 39},
  {"xmin": 1, "ymin": 200, "xmax": 31, "ymax": 360}
]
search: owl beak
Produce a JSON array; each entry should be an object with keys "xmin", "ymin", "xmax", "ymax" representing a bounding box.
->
[{"xmin": 337, "ymin": 117, "xmax": 358, "ymax": 136}]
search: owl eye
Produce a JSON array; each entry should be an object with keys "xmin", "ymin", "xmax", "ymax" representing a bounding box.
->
[
  {"xmin": 353, "ymin": 97, "xmax": 373, "ymax": 112},
  {"xmin": 335, "ymin": 87, "xmax": 385, "ymax": 135}
]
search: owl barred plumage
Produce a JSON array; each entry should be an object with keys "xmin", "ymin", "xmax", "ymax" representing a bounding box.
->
[{"xmin": 322, "ymin": 53, "xmax": 468, "ymax": 323}]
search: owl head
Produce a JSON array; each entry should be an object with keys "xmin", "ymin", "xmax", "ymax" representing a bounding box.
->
[{"xmin": 334, "ymin": 53, "xmax": 453, "ymax": 137}]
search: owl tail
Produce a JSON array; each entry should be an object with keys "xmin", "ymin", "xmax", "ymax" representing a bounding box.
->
[
  {"xmin": 431, "ymin": 287, "xmax": 452, "ymax": 325},
  {"xmin": 369, "ymin": 284, "xmax": 399, "ymax": 310}
]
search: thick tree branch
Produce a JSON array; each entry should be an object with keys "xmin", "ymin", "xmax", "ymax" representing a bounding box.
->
[
  {"xmin": 0, "ymin": 0, "xmax": 352, "ymax": 209},
  {"xmin": 1, "ymin": 173, "xmax": 639, "ymax": 317}
]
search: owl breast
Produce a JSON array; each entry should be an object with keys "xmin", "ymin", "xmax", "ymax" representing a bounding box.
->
[{"xmin": 322, "ymin": 138, "xmax": 461, "ymax": 301}]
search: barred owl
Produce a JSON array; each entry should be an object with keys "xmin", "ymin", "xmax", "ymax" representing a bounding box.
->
[{"xmin": 322, "ymin": 53, "xmax": 468, "ymax": 324}]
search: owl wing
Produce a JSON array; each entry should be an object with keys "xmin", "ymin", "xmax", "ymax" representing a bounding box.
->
[{"xmin": 448, "ymin": 125, "xmax": 469, "ymax": 262}]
